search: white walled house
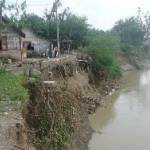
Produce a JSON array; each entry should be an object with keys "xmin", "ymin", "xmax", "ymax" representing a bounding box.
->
[
  {"xmin": 22, "ymin": 28, "xmax": 50, "ymax": 55},
  {"xmin": 0, "ymin": 17, "xmax": 50, "ymax": 58},
  {"xmin": 0, "ymin": 17, "xmax": 26, "ymax": 59},
  {"xmin": 0, "ymin": 17, "xmax": 25, "ymax": 51}
]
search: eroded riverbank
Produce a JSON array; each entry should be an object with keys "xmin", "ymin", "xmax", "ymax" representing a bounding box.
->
[
  {"xmin": 0, "ymin": 56, "xmax": 146, "ymax": 150},
  {"xmin": 89, "ymin": 69, "xmax": 150, "ymax": 150}
]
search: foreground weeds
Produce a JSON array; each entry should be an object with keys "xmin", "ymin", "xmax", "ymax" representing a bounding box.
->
[
  {"xmin": 0, "ymin": 69, "xmax": 29, "ymax": 102},
  {"xmin": 24, "ymin": 82, "xmax": 80, "ymax": 150}
]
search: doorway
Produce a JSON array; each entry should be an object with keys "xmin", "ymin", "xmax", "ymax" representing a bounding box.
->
[
  {"xmin": 23, "ymin": 41, "xmax": 34, "ymax": 51},
  {"xmin": 1, "ymin": 36, "xmax": 7, "ymax": 50}
]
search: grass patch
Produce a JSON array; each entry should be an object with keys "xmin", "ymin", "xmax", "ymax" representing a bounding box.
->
[{"xmin": 0, "ymin": 69, "xmax": 29, "ymax": 102}]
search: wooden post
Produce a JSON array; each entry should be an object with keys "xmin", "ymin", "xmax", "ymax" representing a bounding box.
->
[
  {"xmin": 18, "ymin": 35, "xmax": 23, "ymax": 62},
  {"xmin": 55, "ymin": 0, "xmax": 60, "ymax": 56}
]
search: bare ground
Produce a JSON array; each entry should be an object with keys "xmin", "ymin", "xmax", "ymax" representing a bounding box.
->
[{"xmin": 0, "ymin": 110, "xmax": 35, "ymax": 150}]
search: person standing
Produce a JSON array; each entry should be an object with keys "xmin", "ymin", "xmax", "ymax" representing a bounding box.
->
[{"xmin": 53, "ymin": 47, "xmax": 58, "ymax": 58}]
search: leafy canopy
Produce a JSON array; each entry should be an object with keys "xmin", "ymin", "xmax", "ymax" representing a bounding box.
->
[{"xmin": 113, "ymin": 17, "xmax": 145, "ymax": 47}]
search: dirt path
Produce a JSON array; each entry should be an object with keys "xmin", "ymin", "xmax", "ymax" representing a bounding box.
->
[
  {"xmin": 0, "ymin": 111, "xmax": 22, "ymax": 150},
  {"xmin": 0, "ymin": 102, "xmax": 35, "ymax": 150}
]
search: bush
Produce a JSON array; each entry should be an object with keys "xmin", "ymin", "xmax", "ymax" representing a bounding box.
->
[
  {"xmin": 121, "ymin": 43, "xmax": 146, "ymax": 59},
  {"xmin": 113, "ymin": 17, "xmax": 145, "ymax": 47},
  {"xmin": 81, "ymin": 33, "xmax": 121, "ymax": 78},
  {"xmin": 142, "ymin": 44, "xmax": 150, "ymax": 57},
  {"xmin": 0, "ymin": 69, "xmax": 29, "ymax": 102}
]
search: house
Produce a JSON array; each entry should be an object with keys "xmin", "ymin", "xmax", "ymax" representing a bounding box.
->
[
  {"xmin": 0, "ymin": 17, "xmax": 50, "ymax": 58},
  {"xmin": 22, "ymin": 28, "xmax": 50, "ymax": 56},
  {"xmin": 0, "ymin": 17, "xmax": 25, "ymax": 51}
]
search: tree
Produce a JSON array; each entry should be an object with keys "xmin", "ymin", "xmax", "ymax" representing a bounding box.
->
[
  {"xmin": 113, "ymin": 17, "xmax": 145, "ymax": 47},
  {"xmin": 85, "ymin": 28, "xmax": 105, "ymax": 46},
  {"xmin": 0, "ymin": 0, "xmax": 5, "ymax": 50},
  {"xmin": 44, "ymin": 0, "xmax": 89, "ymax": 49},
  {"xmin": 136, "ymin": 7, "xmax": 150, "ymax": 40},
  {"xmin": 0, "ymin": 0, "xmax": 5, "ymax": 24},
  {"xmin": 45, "ymin": 0, "xmax": 62, "ymax": 54},
  {"xmin": 60, "ymin": 14, "xmax": 88, "ymax": 48},
  {"xmin": 21, "ymin": 14, "xmax": 48, "ymax": 37},
  {"xmin": 22, "ymin": 12, "xmax": 88, "ymax": 49},
  {"xmin": 8, "ymin": 0, "xmax": 27, "ymax": 61}
]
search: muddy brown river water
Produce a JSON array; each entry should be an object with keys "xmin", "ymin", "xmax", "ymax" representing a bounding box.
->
[{"xmin": 89, "ymin": 69, "xmax": 150, "ymax": 150}]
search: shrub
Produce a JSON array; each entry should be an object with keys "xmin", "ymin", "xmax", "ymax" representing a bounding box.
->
[
  {"xmin": 142, "ymin": 44, "xmax": 150, "ymax": 57},
  {"xmin": 81, "ymin": 33, "xmax": 121, "ymax": 78}
]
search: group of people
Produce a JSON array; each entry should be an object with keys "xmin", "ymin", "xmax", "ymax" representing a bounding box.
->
[{"xmin": 48, "ymin": 46, "xmax": 60, "ymax": 59}]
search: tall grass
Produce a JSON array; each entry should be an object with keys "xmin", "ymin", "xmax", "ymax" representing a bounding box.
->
[{"xmin": 0, "ymin": 69, "xmax": 29, "ymax": 102}]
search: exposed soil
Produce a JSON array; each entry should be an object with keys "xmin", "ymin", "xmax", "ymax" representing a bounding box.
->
[
  {"xmin": 0, "ymin": 110, "xmax": 35, "ymax": 150},
  {"xmin": 1, "ymin": 50, "xmax": 150, "ymax": 150},
  {"xmin": 22, "ymin": 57, "xmax": 119, "ymax": 150},
  {"xmin": 0, "ymin": 55, "xmax": 120, "ymax": 150}
]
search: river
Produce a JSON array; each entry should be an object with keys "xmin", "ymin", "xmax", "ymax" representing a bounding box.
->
[{"xmin": 89, "ymin": 69, "xmax": 150, "ymax": 150}]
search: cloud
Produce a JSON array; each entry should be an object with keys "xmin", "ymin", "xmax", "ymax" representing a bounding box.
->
[{"xmin": 10, "ymin": 0, "xmax": 150, "ymax": 30}]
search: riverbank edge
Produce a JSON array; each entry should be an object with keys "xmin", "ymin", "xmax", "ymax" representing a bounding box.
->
[
  {"xmin": 20, "ymin": 57, "xmax": 121, "ymax": 150},
  {"xmin": 86, "ymin": 58, "xmax": 150, "ymax": 150},
  {"xmin": 0, "ymin": 55, "xmax": 146, "ymax": 150}
]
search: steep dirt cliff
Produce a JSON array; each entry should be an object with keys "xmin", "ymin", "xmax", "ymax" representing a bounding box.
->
[{"xmin": 23, "ymin": 56, "xmax": 119, "ymax": 150}]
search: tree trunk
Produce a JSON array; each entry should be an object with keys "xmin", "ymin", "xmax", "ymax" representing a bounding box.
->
[
  {"xmin": 56, "ymin": 6, "xmax": 60, "ymax": 56},
  {"xmin": 19, "ymin": 36, "xmax": 22, "ymax": 62}
]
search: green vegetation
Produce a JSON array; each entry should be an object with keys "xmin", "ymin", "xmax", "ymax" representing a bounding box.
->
[
  {"xmin": 112, "ymin": 12, "xmax": 150, "ymax": 58},
  {"xmin": 5, "ymin": 0, "xmax": 88, "ymax": 49},
  {"xmin": 4, "ymin": 2, "xmax": 150, "ymax": 78},
  {"xmin": 0, "ymin": 69, "xmax": 29, "ymax": 102},
  {"xmin": 3, "ymin": 1, "xmax": 150, "ymax": 149},
  {"xmin": 20, "ymin": 13, "xmax": 88, "ymax": 49},
  {"xmin": 112, "ymin": 17, "xmax": 145, "ymax": 58},
  {"xmin": 4, "ymin": 1, "xmax": 150, "ymax": 59},
  {"xmin": 81, "ymin": 32, "xmax": 121, "ymax": 78},
  {"xmin": 113, "ymin": 17, "xmax": 145, "ymax": 47}
]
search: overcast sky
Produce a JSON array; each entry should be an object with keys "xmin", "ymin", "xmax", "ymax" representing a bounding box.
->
[{"xmin": 6, "ymin": 0, "xmax": 150, "ymax": 30}]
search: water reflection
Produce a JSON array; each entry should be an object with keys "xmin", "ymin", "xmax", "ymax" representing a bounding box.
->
[{"xmin": 89, "ymin": 70, "xmax": 150, "ymax": 150}]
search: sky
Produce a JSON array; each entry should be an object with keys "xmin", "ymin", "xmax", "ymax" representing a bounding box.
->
[{"xmin": 6, "ymin": 0, "xmax": 150, "ymax": 30}]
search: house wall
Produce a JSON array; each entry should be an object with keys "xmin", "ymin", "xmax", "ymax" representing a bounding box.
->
[
  {"xmin": 1, "ymin": 32, "xmax": 20, "ymax": 51},
  {"xmin": 1, "ymin": 28, "xmax": 50, "ymax": 55},
  {"xmin": 22, "ymin": 28, "xmax": 50, "ymax": 53},
  {"xmin": 6, "ymin": 33, "xmax": 20, "ymax": 50}
]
